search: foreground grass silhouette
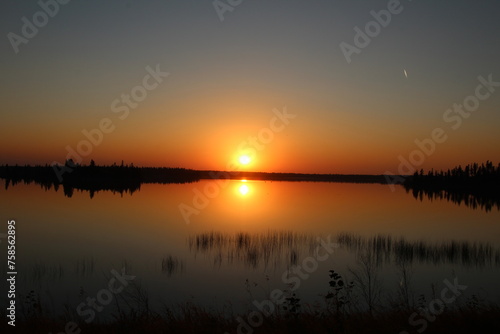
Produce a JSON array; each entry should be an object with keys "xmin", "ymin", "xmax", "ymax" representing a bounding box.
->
[
  {"xmin": 2, "ymin": 232, "xmax": 500, "ymax": 333},
  {"xmin": 4, "ymin": 257, "xmax": 500, "ymax": 334},
  {"xmin": 2, "ymin": 303, "xmax": 500, "ymax": 333}
]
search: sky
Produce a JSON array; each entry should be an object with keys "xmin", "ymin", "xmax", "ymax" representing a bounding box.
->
[{"xmin": 1, "ymin": 0, "xmax": 499, "ymax": 174}]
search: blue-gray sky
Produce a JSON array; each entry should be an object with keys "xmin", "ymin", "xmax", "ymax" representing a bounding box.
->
[{"xmin": 1, "ymin": 0, "xmax": 499, "ymax": 173}]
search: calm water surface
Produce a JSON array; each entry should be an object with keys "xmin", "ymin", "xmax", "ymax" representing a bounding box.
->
[{"xmin": 1, "ymin": 180, "xmax": 500, "ymax": 317}]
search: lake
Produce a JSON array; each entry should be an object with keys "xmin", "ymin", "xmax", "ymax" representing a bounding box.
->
[{"xmin": 1, "ymin": 179, "xmax": 500, "ymax": 321}]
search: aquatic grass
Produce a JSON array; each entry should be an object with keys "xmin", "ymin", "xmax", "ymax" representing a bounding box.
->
[
  {"xmin": 334, "ymin": 233, "xmax": 500, "ymax": 268},
  {"xmin": 161, "ymin": 255, "xmax": 184, "ymax": 277},
  {"xmin": 18, "ymin": 261, "xmax": 66, "ymax": 283},
  {"xmin": 188, "ymin": 230, "xmax": 319, "ymax": 269},
  {"xmin": 189, "ymin": 231, "xmax": 500, "ymax": 269},
  {"xmin": 75, "ymin": 256, "xmax": 96, "ymax": 277},
  {"xmin": 188, "ymin": 231, "xmax": 319, "ymax": 268}
]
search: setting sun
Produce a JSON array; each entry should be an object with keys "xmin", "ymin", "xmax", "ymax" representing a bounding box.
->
[{"xmin": 239, "ymin": 155, "xmax": 251, "ymax": 165}]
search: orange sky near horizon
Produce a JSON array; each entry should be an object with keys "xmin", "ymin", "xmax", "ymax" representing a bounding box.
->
[{"xmin": 2, "ymin": 95, "xmax": 499, "ymax": 175}]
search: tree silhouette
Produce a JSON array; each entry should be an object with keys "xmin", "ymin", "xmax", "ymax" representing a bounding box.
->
[{"xmin": 404, "ymin": 161, "xmax": 500, "ymax": 211}]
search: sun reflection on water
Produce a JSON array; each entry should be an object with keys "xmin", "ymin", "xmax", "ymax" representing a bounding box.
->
[{"xmin": 238, "ymin": 182, "xmax": 249, "ymax": 196}]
